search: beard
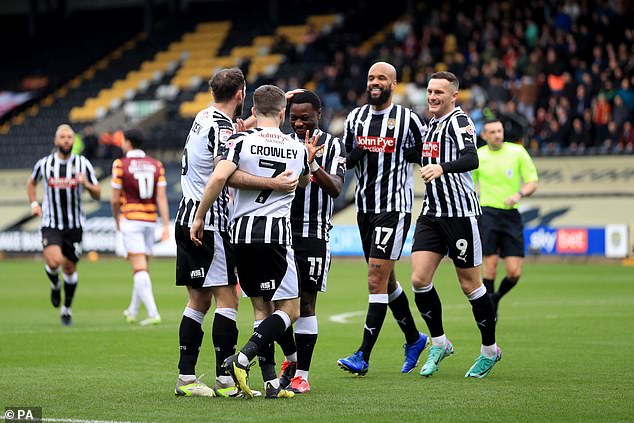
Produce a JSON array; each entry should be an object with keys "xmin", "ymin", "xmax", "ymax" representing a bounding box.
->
[
  {"xmin": 367, "ymin": 87, "xmax": 391, "ymax": 106},
  {"xmin": 58, "ymin": 145, "xmax": 72, "ymax": 155}
]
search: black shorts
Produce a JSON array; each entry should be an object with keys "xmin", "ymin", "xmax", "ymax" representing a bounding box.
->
[
  {"xmin": 357, "ymin": 212, "xmax": 411, "ymax": 261},
  {"xmin": 479, "ymin": 207, "xmax": 525, "ymax": 258},
  {"xmin": 293, "ymin": 236, "xmax": 330, "ymax": 293},
  {"xmin": 41, "ymin": 227, "xmax": 83, "ymax": 263},
  {"xmin": 412, "ymin": 215, "xmax": 482, "ymax": 268},
  {"xmin": 233, "ymin": 243, "xmax": 299, "ymax": 302},
  {"xmin": 175, "ymin": 223, "xmax": 237, "ymax": 288}
]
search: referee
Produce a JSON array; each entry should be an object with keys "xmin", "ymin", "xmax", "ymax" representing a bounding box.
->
[{"xmin": 472, "ymin": 119, "xmax": 538, "ymax": 315}]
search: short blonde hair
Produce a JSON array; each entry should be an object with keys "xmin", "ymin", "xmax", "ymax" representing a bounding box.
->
[{"xmin": 55, "ymin": 123, "xmax": 74, "ymax": 138}]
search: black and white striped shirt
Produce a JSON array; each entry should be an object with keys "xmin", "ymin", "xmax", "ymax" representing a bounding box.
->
[
  {"xmin": 176, "ymin": 106, "xmax": 234, "ymax": 232},
  {"xmin": 223, "ymin": 127, "xmax": 310, "ymax": 245},
  {"xmin": 290, "ymin": 130, "xmax": 346, "ymax": 240},
  {"xmin": 30, "ymin": 153, "xmax": 98, "ymax": 230},
  {"xmin": 343, "ymin": 103, "xmax": 426, "ymax": 213},
  {"xmin": 421, "ymin": 106, "xmax": 481, "ymax": 217}
]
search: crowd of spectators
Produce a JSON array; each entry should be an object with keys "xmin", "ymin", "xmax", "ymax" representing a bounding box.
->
[{"xmin": 269, "ymin": 1, "xmax": 634, "ymax": 156}]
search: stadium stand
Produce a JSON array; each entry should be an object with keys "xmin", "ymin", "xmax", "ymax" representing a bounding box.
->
[{"xmin": 1, "ymin": 0, "xmax": 633, "ymax": 235}]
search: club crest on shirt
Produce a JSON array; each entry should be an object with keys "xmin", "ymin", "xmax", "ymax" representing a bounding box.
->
[
  {"xmin": 387, "ymin": 118, "xmax": 396, "ymax": 130},
  {"xmin": 506, "ymin": 169, "xmax": 513, "ymax": 178}
]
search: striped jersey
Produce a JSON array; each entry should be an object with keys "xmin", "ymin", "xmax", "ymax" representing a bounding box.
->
[
  {"xmin": 30, "ymin": 153, "xmax": 98, "ymax": 230},
  {"xmin": 421, "ymin": 106, "xmax": 481, "ymax": 217},
  {"xmin": 290, "ymin": 130, "xmax": 346, "ymax": 240},
  {"xmin": 176, "ymin": 105, "xmax": 234, "ymax": 231},
  {"xmin": 223, "ymin": 127, "xmax": 310, "ymax": 245},
  {"xmin": 111, "ymin": 150, "xmax": 166, "ymax": 222},
  {"xmin": 343, "ymin": 103, "xmax": 426, "ymax": 213}
]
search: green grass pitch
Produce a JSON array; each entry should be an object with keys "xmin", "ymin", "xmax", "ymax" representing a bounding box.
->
[{"xmin": 0, "ymin": 257, "xmax": 633, "ymax": 422}]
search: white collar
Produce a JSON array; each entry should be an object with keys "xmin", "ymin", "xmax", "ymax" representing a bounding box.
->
[{"xmin": 126, "ymin": 149, "xmax": 146, "ymax": 158}]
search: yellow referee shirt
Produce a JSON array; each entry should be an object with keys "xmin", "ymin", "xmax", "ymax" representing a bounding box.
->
[{"xmin": 472, "ymin": 142, "xmax": 538, "ymax": 210}]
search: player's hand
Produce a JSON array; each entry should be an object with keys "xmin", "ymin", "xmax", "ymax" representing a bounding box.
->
[
  {"xmin": 30, "ymin": 202, "xmax": 42, "ymax": 217},
  {"xmin": 234, "ymin": 118, "xmax": 246, "ymax": 132},
  {"xmin": 305, "ymin": 130, "xmax": 325, "ymax": 165},
  {"xmin": 76, "ymin": 172, "xmax": 86, "ymax": 186},
  {"xmin": 190, "ymin": 217, "xmax": 204, "ymax": 247},
  {"xmin": 420, "ymin": 164, "xmax": 443, "ymax": 183},
  {"xmin": 504, "ymin": 193, "xmax": 521, "ymax": 207},
  {"xmin": 272, "ymin": 170, "xmax": 299, "ymax": 192},
  {"xmin": 160, "ymin": 225, "xmax": 170, "ymax": 241},
  {"xmin": 285, "ymin": 88, "xmax": 305, "ymax": 101}
]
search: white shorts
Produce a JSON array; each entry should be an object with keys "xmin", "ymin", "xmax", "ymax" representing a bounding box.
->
[{"xmin": 119, "ymin": 219, "xmax": 157, "ymax": 256}]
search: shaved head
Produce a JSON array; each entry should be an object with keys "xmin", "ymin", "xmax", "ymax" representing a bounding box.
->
[{"xmin": 369, "ymin": 62, "xmax": 397, "ymax": 81}]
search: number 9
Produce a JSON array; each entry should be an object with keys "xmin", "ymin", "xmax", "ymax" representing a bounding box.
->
[{"xmin": 455, "ymin": 239, "xmax": 468, "ymax": 255}]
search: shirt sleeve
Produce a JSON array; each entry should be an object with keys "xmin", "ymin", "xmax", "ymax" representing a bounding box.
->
[
  {"xmin": 451, "ymin": 114, "xmax": 478, "ymax": 151},
  {"xmin": 328, "ymin": 136, "xmax": 347, "ymax": 180},
  {"xmin": 111, "ymin": 159, "xmax": 123, "ymax": 189},
  {"xmin": 30, "ymin": 157, "xmax": 44, "ymax": 182},
  {"xmin": 224, "ymin": 134, "xmax": 243, "ymax": 166},
  {"xmin": 342, "ymin": 110, "xmax": 356, "ymax": 153},
  {"xmin": 84, "ymin": 158, "xmax": 99, "ymax": 185},
  {"xmin": 519, "ymin": 147, "xmax": 539, "ymax": 183}
]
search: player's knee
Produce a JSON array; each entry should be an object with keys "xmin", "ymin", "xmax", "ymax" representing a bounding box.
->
[{"xmin": 62, "ymin": 262, "xmax": 76, "ymax": 275}]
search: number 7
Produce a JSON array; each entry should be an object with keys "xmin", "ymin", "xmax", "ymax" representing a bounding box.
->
[{"xmin": 255, "ymin": 159, "xmax": 287, "ymax": 204}]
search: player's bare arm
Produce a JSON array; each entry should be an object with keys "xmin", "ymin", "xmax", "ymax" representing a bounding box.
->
[
  {"xmin": 26, "ymin": 176, "xmax": 42, "ymax": 216},
  {"xmin": 110, "ymin": 186, "xmax": 122, "ymax": 231},
  {"xmin": 156, "ymin": 184, "xmax": 170, "ymax": 241},
  {"xmin": 77, "ymin": 172, "xmax": 101, "ymax": 200}
]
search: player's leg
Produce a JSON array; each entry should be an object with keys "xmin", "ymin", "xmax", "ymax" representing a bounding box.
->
[
  {"xmin": 495, "ymin": 256, "xmax": 522, "ymax": 306},
  {"xmin": 287, "ymin": 289, "xmax": 317, "ymax": 393},
  {"xmin": 479, "ymin": 208, "xmax": 501, "ymax": 299},
  {"xmin": 41, "ymin": 228, "xmax": 65, "ymax": 308},
  {"xmin": 457, "ymin": 266, "xmax": 501, "ymax": 378},
  {"xmin": 411, "ymin": 216, "xmax": 453, "ymax": 376},
  {"xmin": 58, "ymin": 229, "xmax": 82, "ymax": 326},
  {"xmin": 174, "ymin": 223, "xmax": 215, "ymax": 397},
  {"xmin": 282, "ymin": 237, "xmax": 324, "ymax": 391},
  {"xmin": 175, "ymin": 286, "xmax": 214, "ymax": 396},
  {"xmin": 225, "ymin": 244, "xmax": 297, "ymax": 399},
  {"xmin": 201, "ymin": 230, "xmax": 241, "ymax": 396},
  {"xmin": 493, "ymin": 211, "xmax": 525, "ymax": 310},
  {"xmin": 380, "ymin": 212, "xmax": 427, "ymax": 373},
  {"xmin": 447, "ymin": 216, "xmax": 500, "ymax": 378},
  {"xmin": 337, "ymin": 213, "xmax": 393, "ymax": 374},
  {"xmin": 210, "ymin": 285, "xmax": 240, "ymax": 397}
]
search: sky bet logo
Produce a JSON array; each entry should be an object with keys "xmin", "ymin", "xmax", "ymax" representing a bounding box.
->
[{"xmin": 356, "ymin": 136, "xmax": 396, "ymax": 153}]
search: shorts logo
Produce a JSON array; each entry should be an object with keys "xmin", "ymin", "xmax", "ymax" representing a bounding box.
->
[
  {"xmin": 260, "ymin": 279, "xmax": 276, "ymax": 290},
  {"xmin": 422, "ymin": 141, "xmax": 440, "ymax": 158},
  {"xmin": 42, "ymin": 237, "xmax": 48, "ymax": 247},
  {"xmin": 190, "ymin": 267, "xmax": 205, "ymax": 279},
  {"xmin": 356, "ymin": 136, "xmax": 396, "ymax": 153},
  {"xmin": 387, "ymin": 118, "xmax": 396, "ymax": 130}
]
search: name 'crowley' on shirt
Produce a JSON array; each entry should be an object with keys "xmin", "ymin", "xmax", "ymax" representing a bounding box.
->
[{"xmin": 250, "ymin": 144, "xmax": 298, "ymax": 159}]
